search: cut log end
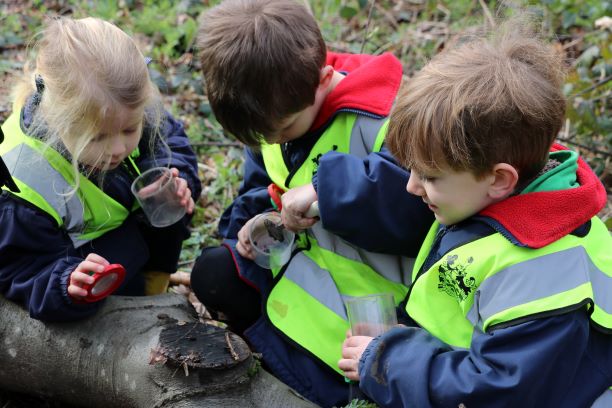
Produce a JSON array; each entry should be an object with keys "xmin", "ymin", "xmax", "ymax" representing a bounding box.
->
[{"xmin": 154, "ymin": 322, "xmax": 251, "ymax": 370}]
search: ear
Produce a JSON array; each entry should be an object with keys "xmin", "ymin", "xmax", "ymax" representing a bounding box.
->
[
  {"xmin": 488, "ymin": 163, "xmax": 519, "ymax": 200},
  {"xmin": 318, "ymin": 65, "xmax": 334, "ymax": 89}
]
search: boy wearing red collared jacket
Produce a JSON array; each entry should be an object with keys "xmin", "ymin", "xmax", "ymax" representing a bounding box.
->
[
  {"xmin": 191, "ymin": 1, "xmax": 434, "ymax": 406},
  {"xmin": 339, "ymin": 20, "xmax": 612, "ymax": 408}
]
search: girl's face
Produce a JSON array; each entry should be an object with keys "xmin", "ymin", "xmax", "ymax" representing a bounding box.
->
[{"xmin": 79, "ymin": 106, "xmax": 144, "ymax": 171}]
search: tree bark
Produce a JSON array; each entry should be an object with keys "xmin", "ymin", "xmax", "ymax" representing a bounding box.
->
[{"xmin": 0, "ymin": 294, "xmax": 316, "ymax": 408}]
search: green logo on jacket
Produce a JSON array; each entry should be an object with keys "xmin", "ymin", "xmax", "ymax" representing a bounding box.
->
[{"xmin": 438, "ymin": 254, "xmax": 476, "ymax": 301}]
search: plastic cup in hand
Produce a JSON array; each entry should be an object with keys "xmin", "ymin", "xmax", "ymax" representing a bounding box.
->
[
  {"xmin": 248, "ymin": 212, "xmax": 295, "ymax": 269},
  {"xmin": 344, "ymin": 293, "xmax": 397, "ymax": 402},
  {"xmin": 345, "ymin": 293, "xmax": 398, "ymax": 337},
  {"xmin": 131, "ymin": 167, "xmax": 186, "ymax": 228}
]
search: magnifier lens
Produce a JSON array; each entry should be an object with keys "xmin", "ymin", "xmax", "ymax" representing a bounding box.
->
[{"xmin": 91, "ymin": 273, "xmax": 118, "ymax": 296}]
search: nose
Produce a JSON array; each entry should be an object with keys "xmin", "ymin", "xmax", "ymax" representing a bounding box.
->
[
  {"xmin": 109, "ymin": 134, "xmax": 126, "ymax": 157},
  {"xmin": 406, "ymin": 172, "xmax": 424, "ymax": 196}
]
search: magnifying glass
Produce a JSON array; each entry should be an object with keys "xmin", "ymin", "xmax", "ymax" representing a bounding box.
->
[{"xmin": 76, "ymin": 264, "xmax": 126, "ymax": 303}]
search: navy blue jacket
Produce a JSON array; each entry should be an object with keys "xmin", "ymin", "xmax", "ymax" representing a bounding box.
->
[
  {"xmin": 0, "ymin": 100, "xmax": 202, "ymax": 322},
  {"xmin": 216, "ymin": 52, "xmax": 435, "ymax": 407},
  {"xmin": 359, "ymin": 175, "xmax": 612, "ymax": 408}
]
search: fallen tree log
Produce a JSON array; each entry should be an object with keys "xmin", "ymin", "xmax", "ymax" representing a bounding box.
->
[{"xmin": 0, "ymin": 294, "xmax": 316, "ymax": 408}]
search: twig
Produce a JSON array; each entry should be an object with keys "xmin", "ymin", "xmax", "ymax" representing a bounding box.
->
[
  {"xmin": 177, "ymin": 259, "xmax": 196, "ymax": 267},
  {"xmin": 477, "ymin": 0, "xmax": 495, "ymax": 28},
  {"xmin": 570, "ymin": 75, "xmax": 612, "ymax": 97},
  {"xmin": 225, "ymin": 332, "xmax": 240, "ymax": 361},
  {"xmin": 360, "ymin": 0, "xmax": 377, "ymax": 54},
  {"xmin": 197, "ymin": 162, "xmax": 216, "ymax": 174},
  {"xmin": 166, "ymin": 321, "xmax": 201, "ymax": 345},
  {"xmin": 557, "ymin": 137, "xmax": 612, "ymax": 158},
  {"xmin": 374, "ymin": 3, "xmax": 398, "ymax": 30},
  {"xmin": 562, "ymin": 37, "xmax": 582, "ymax": 50},
  {"xmin": 563, "ymin": 118, "xmax": 571, "ymax": 141}
]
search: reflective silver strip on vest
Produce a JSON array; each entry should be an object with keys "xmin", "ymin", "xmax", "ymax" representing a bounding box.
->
[
  {"xmin": 284, "ymin": 252, "xmax": 348, "ymax": 320},
  {"xmin": 308, "ymin": 222, "xmax": 413, "ymax": 285},
  {"xmin": 592, "ymin": 388, "xmax": 612, "ymax": 408},
  {"xmin": 466, "ymin": 246, "xmax": 611, "ymax": 329},
  {"xmin": 2, "ymin": 144, "xmax": 87, "ymax": 247},
  {"xmin": 349, "ymin": 115, "xmax": 385, "ymax": 158}
]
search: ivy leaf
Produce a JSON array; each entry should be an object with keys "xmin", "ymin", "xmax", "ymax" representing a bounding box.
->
[{"xmin": 340, "ymin": 6, "xmax": 358, "ymax": 20}]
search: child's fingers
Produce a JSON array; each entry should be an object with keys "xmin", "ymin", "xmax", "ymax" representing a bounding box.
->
[
  {"xmin": 186, "ymin": 197, "xmax": 195, "ymax": 214},
  {"xmin": 282, "ymin": 212, "xmax": 317, "ymax": 232},
  {"xmin": 67, "ymin": 284, "xmax": 88, "ymax": 298},
  {"xmin": 174, "ymin": 177, "xmax": 187, "ymax": 196},
  {"xmin": 75, "ymin": 260, "xmax": 105, "ymax": 276},
  {"xmin": 337, "ymin": 358, "xmax": 360, "ymax": 381},
  {"xmin": 173, "ymin": 177, "xmax": 193, "ymax": 209},
  {"xmin": 70, "ymin": 270, "xmax": 96, "ymax": 285},
  {"xmin": 83, "ymin": 253, "xmax": 109, "ymax": 266},
  {"xmin": 236, "ymin": 239, "xmax": 255, "ymax": 260},
  {"xmin": 137, "ymin": 182, "xmax": 160, "ymax": 197}
]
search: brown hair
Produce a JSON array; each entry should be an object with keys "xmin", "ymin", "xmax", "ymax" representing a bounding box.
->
[
  {"xmin": 387, "ymin": 21, "xmax": 566, "ymax": 183},
  {"xmin": 196, "ymin": 0, "xmax": 326, "ymax": 146}
]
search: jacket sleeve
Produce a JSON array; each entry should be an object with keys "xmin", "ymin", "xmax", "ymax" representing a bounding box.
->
[
  {"xmin": 218, "ymin": 147, "xmax": 273, "ymax": 239},
  {"xmin": 137, "ymin": 111, "xmax": 202, "ymax": 201},
  {"xmin": 358, "ymin": 311, "xmax": 599, "ymax": 408},
  {"xmin": 0, "ymin": 196, "xmax": 100, "ymax": 321},
  {"xmin": 314, "ymin": 147, "xmax": 434, "ymax": 256},
  {"xmin": 0, "ymin": 195, "xmax": 154, "ymax": 321}
]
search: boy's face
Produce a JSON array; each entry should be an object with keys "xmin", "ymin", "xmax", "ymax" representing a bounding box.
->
[
  {"xmin": 265, "ymin": 104, "xmax": 319, "ymax": 144},
  {"xmin": 407, "ymin": 168, "xmax": 496, "ymax": 226},
  {"xmin": 264, "ymin": 68, "xmax": 332, "ymax": 145}
]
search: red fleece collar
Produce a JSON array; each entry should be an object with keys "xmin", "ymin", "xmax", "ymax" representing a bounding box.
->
[
  {"xmin": 310, "ymin": 52, "xmax": 403, "ymax": 131},
  {"xmin": 479, "ymin": 144, "xmax": 607, "ymax": 248}
]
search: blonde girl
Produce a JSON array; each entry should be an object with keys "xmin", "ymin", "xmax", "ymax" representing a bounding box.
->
[{"xmin": 0, "ymin": 17, "xmax": 201, "ymax": 321}]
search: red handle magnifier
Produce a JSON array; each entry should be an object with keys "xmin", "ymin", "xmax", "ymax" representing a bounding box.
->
[{"xmin": 76, "ymin": 263, "xmax": 126, "ymax": 303}]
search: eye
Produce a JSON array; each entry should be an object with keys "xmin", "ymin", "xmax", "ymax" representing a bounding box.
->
[
  {"xmin": 92, "ymin": 133, "xmax": 106, "ymax": 143},
  {"xmin": 282, "ymin": 121, "xmax": 295, "ymax": 131},
  {"xmin": 409, "ymin": 169, "xmax": 435, "ymax": 183},
  {"xmin": 123, "ymin": 128, "xmax": 138, "ymax": 135},
  {"xmin": 420, "ymin": 175, "xmax": 437, "ymax": 183}
]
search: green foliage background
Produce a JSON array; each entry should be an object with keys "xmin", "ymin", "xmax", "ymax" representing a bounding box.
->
[{"xmin": 1, "ymin": 0, "xmax": 611, "ymax": 268}]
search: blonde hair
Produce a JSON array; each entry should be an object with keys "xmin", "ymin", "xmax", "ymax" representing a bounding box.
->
[
  {"xmin": 14, "ymin": 17, "xmax": 164, "ymax": 187},
  {"xmin": 387, "ymin": 20, "xmax": 566, "ymax": 183}
]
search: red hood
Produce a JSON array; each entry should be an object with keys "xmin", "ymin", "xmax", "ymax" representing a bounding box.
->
[
  {"xmin": 479, "ymin": 144, "xmax": 607, "ymax": 248},
  {"xmin": 311, "ymin": 52, "xmax": 403, "ymax": 131}
]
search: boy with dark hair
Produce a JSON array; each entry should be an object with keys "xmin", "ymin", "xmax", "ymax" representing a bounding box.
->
[
  {"xmin": 339, "ymin": 21, "xmax": 612, "ymax": 408},
  {"xmin": 192, "ymin": 0, "xmax": 434, "ymax": 406}
]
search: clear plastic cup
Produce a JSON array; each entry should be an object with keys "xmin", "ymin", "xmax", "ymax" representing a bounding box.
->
[
  {"xmin": 130, "ymin": 167, "xmax": 186, "ymax": 228},
  {"xmin": 345, "ymin": 293, "xmax": 397, "ymax": 337},
  {"xmin": 248, "ymin": 212, "xmax": 295, "ymax": 269},
  {"xmin": 344, "ymin": 293, "xmax": 398, "ymax": 402}
]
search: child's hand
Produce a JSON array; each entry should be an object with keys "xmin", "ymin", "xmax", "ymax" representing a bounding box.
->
[
  {"xmin": 280, "ymin": 183, "xmax": 318, "ymax": 232},
  {"xmin": 236, "ymin": 216, "xmax": 258, "ymax": 261},
  {"xmin": 67, "ymin": 253, "xmax": 110, "ymax": 300},
  {"xmin": 338, "ymin": 333, "xmax": 374, "ymax": 381},
  {"xmin": 170, "ymin": 167, "xmax": 195, "ymax": 214}
]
